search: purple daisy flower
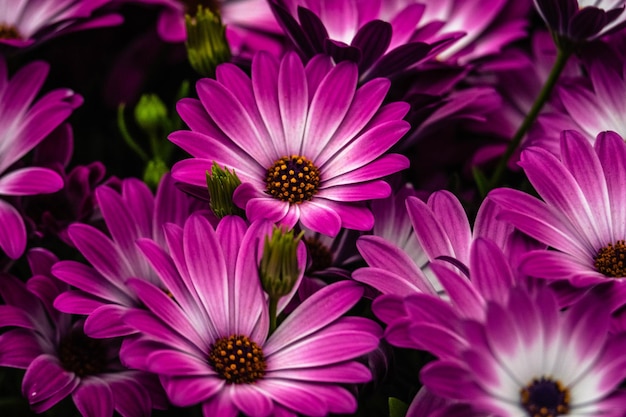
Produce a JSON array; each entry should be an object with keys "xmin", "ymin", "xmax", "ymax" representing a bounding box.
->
[
  {"xmin": 490, "ymin": 130, "xmax": 626, "ymax": 287},
  {"xmin": 0, "ymin": 0, "xmax": 122, "ymax": 48},
  {"xmin": 534, "ymin": 0, "xmax": 626, "ymax": 43},
  {"xmin": 471, "ymin": 29, "xmax": 582, "ymax": 164},
  {"xmin": 532, "ymin": 49, "xmax": 625, "ymax": 155},
  {"xmin": 0, "ymin": 248, "xmax": 165, "ymax": 417},
  {"xmin": 271, "ymin": 0, "xmax": 529, "ymax": 76},
  {"xmin": 353, "ymin": 189, "xmax": 538, "ymax": 298},
  {"xmin": 52, "ymin": 174, "xmax": 209, "ymax": 338},
  {"xmin": 0, "ymin": 58, "xmax": 82, "ymax": 259},
  {"xmin": 270, "ymin": 0, "xmax": 458, "ymax": 80},
  {"xmin": 170, "ymin": 51, "xmax": 410, "ymax": 236},
  {"xmin": 421, "ymin": 284, "xmax": 626, "ymax": 417},
  {"xmin": 124, "ymin": 0, "xmax": 285, "ymax": 57},
  {"xmin": 367, "ymin": 235, "xmax": 531, "ymax": 362},
  {"xmin": 121, "ymin": 214, "xmax": 382, "ymax": 417}
]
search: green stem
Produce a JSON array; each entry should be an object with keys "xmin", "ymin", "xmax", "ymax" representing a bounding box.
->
[
  {"xmin": 268, "ymin": 296, "xmax": 278, "ymax": 335},
  {"xmin": 117, "ymin": 104, "xmax": 150, "ymax": 162},
  {"xmin": 485, "ymin": 47, "xmax": 572, "ymax": 194}
]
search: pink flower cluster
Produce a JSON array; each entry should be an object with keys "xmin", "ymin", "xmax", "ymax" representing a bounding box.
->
[{"xmin": 1, "ymin": 1, "xmax": 626, "ymax": 417}]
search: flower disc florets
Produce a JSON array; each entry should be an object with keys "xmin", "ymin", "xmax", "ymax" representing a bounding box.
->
[
  {"xmin": 208, "ymin": 334, "xmax": 266, "ymax": 384},
  {"xmin": 594, "ymin": 240, "xmax": 626, "ymax": 277},
  {"xmin": 304, "ymin": 236, "xmax": 333, "ymax": 273},
  {"xmin": 58, "ymin": 330, "xmax": 108, "ymax": 378},
  {"xmin": 265, "ymin": 155, "xmax": 321, "ymax": 204},
  {"xmin": 520, "ymin": 377, "xmax": 570, "ymax": 417},
  {"xmin": 0, "ymin": 24, "xmax": 20, "ymax": 40}
]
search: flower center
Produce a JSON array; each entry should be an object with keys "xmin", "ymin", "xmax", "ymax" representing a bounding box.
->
[
  {"xmin": 594, "ymin": 240, "xmax": 626, "ymax": 277},
  {"xmin": 304, "ymin": 236, "xmax": 333, "ymax": 273},
  {"xmin": 58, "ymin": 329, "xmax": 108, "ymax": 377},
  {"xmin": 180, "ymin": 0, "xmax": 220, "ymax": 14},
  {"xmin": 265, "ymin": 155, "xmax": 321, "ymax": 204},
  {"xmin": 0, "ymin": 23, "xmax": 21, "ymax": 40},
  {"xmin": 208, "ymin": 335, "xmax": 266, "ymax": 384},
  {"xmin": 520, "ymin": 377, "xmax": 570, "ymax": 417}
]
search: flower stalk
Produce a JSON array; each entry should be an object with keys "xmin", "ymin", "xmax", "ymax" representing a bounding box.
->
[
  {"xmin": 259, "ymin": 226, "xmax": 303, "ymax": 334},
  {"xmin": 483, "ymin": 45, "xmax": 573, "ymax": 196}
]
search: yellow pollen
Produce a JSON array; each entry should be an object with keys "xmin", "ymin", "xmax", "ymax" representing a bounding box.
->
[
  {"xmin": 594, "ymin": 240, "xmax": 626, "ymax": 278},
  {"xmin": 208, "ymin": 335, "xmax": 266, "ymax": 384},
  {"xmin": 265, "ymin": 155, "xmax": 321, "ymax": 204}
]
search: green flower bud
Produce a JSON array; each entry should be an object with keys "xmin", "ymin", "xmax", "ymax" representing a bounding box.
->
[
  {"xmin": 134, "ymin": 94, "xmax": 168, "ymax": 136},
  {"xmin": 206, "ymin": 162, "xmax": 244, "ymax": 218},
  {"xmin": 143, "ymin": 158, "xmax": 170, "ymax": 190},
  {"xmin": 259, "ymin": 227, "xmax": 303, "ymax": 300},
  {"xmin": 185, "ymin": 6, "xmax": 231, "ymax": 78}
]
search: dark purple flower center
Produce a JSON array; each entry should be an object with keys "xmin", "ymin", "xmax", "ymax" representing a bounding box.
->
[
  {"xmin": 304, "ymin": 236, "xmax": 333, "ymax": 273},
  {"xmin": 58, "ymin": 330, "xmax": 107, "ymax": 377},
  {"xmin": 0, "ymin": 24, "xmax": 21, "ymax": 40},
  {"xmin": 520, "ymin": 377, "xmax": 570, "ymax": 417},
  {"xmin": 266, "ymin": 155, "xmax": 321, "ymax": 204},
  {"xmin": 594, "ymin": 240, "xmax": 626, "ymax": 277},
  {"xmin": 180, "ymin": 0, "xmax": 220, "ymax": 14},
  {"xmin": 208, "ymin": 335, "xmax": 266, "ymax": 384}
]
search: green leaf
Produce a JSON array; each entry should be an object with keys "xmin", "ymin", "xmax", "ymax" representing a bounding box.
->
[
  {"xmin": 388, "ymin": 397, "xmax": 409, "ymax": 417},
  {"xmin": 472, "ymin": 166, "xmax": 490, "ymax": 198}
]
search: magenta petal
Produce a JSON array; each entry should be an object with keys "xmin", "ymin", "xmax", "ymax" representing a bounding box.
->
[
  {"xmin": 420, "ymin": 361, "xmax": 481, "ymax": 401},
  {"xmin": 23, "ymin": 355, "xmax": 79, "ymax": 412},
  {"xmin": 66, "ymin": 224, "xmax": 132, "ymax": 285},
  {"xmin": 267, "ymin": 361, "xmax": 371, "ymax": 383},
  {"xmin": 264, "ymin": 281, "xmax": 364, "ymax": 355},
  {"xmin": 127, "ymin": 278, "xmax": 208, "ymax": 349},
  {"xmin": 267, "ymin": 318, "xmax": 381, "ymax": 369},
  {"xmin": 352, "ymin": 266, "xmax": 424, "ymax": 296},
  {"xmin": 51, "ymin": 260, "xmax": 133, "ymax": 305},
  {"xmin": 470, "ymin": 238, "xmax": 515, "ymax": 305},
  {"xmin": 406, "ymin": 195, "xmax": 461, "ymax": 263},
  {"xmin": 303, "ymin": 60, "xmax": 357, "ymax": 159},
  {"xmin": 229, "ymin": 384, "xmax": 274, "ymax": 417},
  {"xmin": 162, "ymin": 375, "xmax": 224, "ymax": 407},
  {"xmin": 0, "ymin": 167, "xmax": 63, "ymax": 195},
  {"xmin": 252, "ymin": 52, "xmax": 286, "ymax": 154},
  {"xmin": 244, "ymin": 196, "xmax": 290, "ymax": 224},
  {"xmin": 315, "ymin": 78, "xmax": 390, "ymax": 164},
  {"xmin": 316, "ymin": 199, "xmax": 373, "ymax": 230},
  {"xmin": 278, "ymin": 52, "xmax": 308, "ymax": 155},
  {"xmin": 0, "ymin": 305, "xmax": 34, "ymax": 329},
  {"xmin": 183, "ymin": 214, "xmax": 231, "ymax": 335},
  {"xmin": 0, "ymin": 330, "xmax": 42, "ymax": 368},
  {"xmin": 148, "ymin": 349, "xmax": 214, "ymax": 376},
  {"xmin": 0, "ymin": 199, "xmax": 26, "ymax": 259},
  {"xmin": 254, "ymin": 379, "xmax": 328, "ymax": 416},
  {"xmin": 298, "ymin": 200, "xmax": 342, "ymax": 236},
  {"xmin": 197, "ymin": 78, "xmax": 274, "ymax": 167},
  {"xmin": 84, "ymin": 304, "xmax": 137, "ymax": 338},
  {"xmin": 53, "ymin": 290, "xmax": 105, "ymax": 315},
  {"xmin": 136, "ymin": 238, "xmax": 210, "ymax": 328},
  {"xmin": 108, "ymin": 375, "xmax": 154, "ymax": 417},
  {"xmin": 72, "ymin": 377, "xmax": 113, "ymax": 417},
  {"xmin": 201, "ymin": 391, "xmax": 239, "ymax": 417},
  {"xmin": 356, "ymin": 235, "xmax": 435, "ymax": 294},
  {"xmin": 318, "ymin": 180, "xmax": 391, "ymax": 202},
  {"xmin": 227, "ymin": 218, "xmax": 270, "ymax": 339}
]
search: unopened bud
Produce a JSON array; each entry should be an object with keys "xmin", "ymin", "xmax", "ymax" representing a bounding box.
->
[
  {"xmin": 185, "ymin": 6, "xmax": 231, "ymax": 78},
  {"xmin": 259, "ymin": 227, "xmax": 303, "ymax": 299},
  {"xmin": 134, "ymin": 94, "xmax": 168, "ymax": 136},
  {"xmin": 206, "ymin": 162, "xmax": 244, "ymax": 218},
  {"xmin": 143, "ymin": 159, "xmax": 169, "ymax": 190}
]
